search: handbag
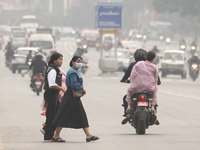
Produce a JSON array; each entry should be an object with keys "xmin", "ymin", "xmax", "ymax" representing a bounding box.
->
[{"xmin": 72, "ymin": 90, "xmax": 84, "ymax": 97}]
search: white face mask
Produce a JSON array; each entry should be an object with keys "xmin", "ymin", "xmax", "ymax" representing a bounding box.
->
[{"xmin": 75, "ymin": 63, "xmax": 82, "ymax": 69}]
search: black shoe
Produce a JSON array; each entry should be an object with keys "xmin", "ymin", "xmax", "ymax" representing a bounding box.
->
[
  {"xmin": 121, "ymin": 117, "xmax": 130, "ymax": 125},
  {"xmin": 155, "ymin": 120, "xmax": 160, "ymax": 125}
]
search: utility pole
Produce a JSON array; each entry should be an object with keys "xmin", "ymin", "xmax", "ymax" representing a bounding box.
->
[
  {"xmin": 63, "ymin": 0, "xmax": 67, "ymax": 16},
  {"xmin": 49, "ymin": 0, "xmax": 53, "ymax": 13}
]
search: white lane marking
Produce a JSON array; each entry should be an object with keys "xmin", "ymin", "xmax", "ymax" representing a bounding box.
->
[{"xmin": 159, "ymin": 90, "xmax": 200, "ymax": 100}]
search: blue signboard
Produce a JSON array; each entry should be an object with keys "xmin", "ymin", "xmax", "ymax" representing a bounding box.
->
[{"xmin": 97, "ymin": 7, "xmax": 122, "ymax": 29}]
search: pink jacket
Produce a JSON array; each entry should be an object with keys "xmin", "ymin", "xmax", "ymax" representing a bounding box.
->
[{"xmin": 126, "ymin": 61, "xmax": 158, "ymax": 103}]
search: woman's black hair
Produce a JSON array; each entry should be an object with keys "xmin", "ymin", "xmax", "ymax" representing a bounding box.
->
[
  {"xmin": 48, "ymin": 52, "xmax": 63, "ymax": 66},
  {"xmin": 70, "ymin": 56, "xmax": 82, "ymax": 67},
  {"xmin": 147, "ymin": 51, "xmax": 156, "ymax": 61}
]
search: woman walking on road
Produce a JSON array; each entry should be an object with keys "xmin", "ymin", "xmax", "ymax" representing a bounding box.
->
[
  {"xmin": 52, "ymin": 56, "xmax": 99, "ymax": 142},
  {"xmin": 43, "ymin": 53, "xmax": 66, "ymax": 140}
]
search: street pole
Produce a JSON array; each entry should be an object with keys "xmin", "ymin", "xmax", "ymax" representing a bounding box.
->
[
  {"xmin": 63, "ymin": 0, "xmax": 67, "ymax": 16},
  {"xmin": 49, "ymin": 0, "xmax": 53, "ymax": 13}
]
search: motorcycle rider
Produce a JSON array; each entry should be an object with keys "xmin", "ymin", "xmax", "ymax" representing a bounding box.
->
[
  {"xmin": 4, "ymin": 41, "xmax": 14, "ymax": 64},
  {"xmin": 74, "ymin": 47, "xmax": 83, "ymax": 57},
  {"xmin": 191, "ymin": 41, "xmax": 197, "ymax": 49},
  {"xmin": 25, "ymin": 50, "xmax": 32, "ymax": 65},
  {"xmin": 81, "ymin": 49, "xmax": 89, "ymax": 63},
  {"xmin": 180, "ymin": 38, "xmax": 186, "ymax": 47},
  {"xmin": 151, "ymin": 46, "xmax": 160, "ymax": 65},
  {"xmin": 22, "ymin": 53, "xmax": 47, "ymax": 87},
  {"xmin": 188, "ymin": 53, "xmax": 200, "ymax": 75}
]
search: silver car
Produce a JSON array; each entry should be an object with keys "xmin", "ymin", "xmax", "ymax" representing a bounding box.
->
[{"xmin": 11, "ymin": 47, "xmax": 39, "ymax": 73}]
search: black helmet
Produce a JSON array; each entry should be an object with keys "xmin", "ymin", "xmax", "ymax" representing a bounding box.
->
[
  {"xmin": 36, "ymin": 53, "xmax": 43, "ymax": 59},
  {"xmin": 134, "ymin": 49, "xmax": 147, "ymax": 61}
]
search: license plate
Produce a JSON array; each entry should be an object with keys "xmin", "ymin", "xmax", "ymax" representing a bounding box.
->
[
  {"xmin": 169, "ymin": 69, "xmax": 175, "ymax": 72},
  {"xmin": 35, "ymin": 81, "xmax": 42, "ymax": 85},
  {"xmin": 137, "ymin": 102, "xmax": 148, "ymax": 106}
]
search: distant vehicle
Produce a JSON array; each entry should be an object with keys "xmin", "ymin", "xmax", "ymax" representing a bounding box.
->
[
  {"xmin": 28, "ymin": 33, "xmax": 55, "ymax": 56},
  {"xmin": 11, "ymin": 47, "xmax": 39, "ymax": 74},
  {"xmin": 161, "ymin": 50, "xmax": 188, "ymax": 79},
  {"xmin": 60, "ymin": 27, "xmax": 75, "ymax": 37},
  {"xmin": 20, "ymin": 15, "xmax": 39, "ymax": 34},
  {"xmin": 106, "ymin": 49, "xmax": 132, "ymax": 71},
  {"xmin": 82, "ymin": 30, "xmax": 99, "ymax": 47},
  {"xmin": 10, "ymin": 27, "xmax": 28, "ymax": 48},
  {"xmin": 121, "ymin": 41, "xmax": 143, "ymax": 54}
]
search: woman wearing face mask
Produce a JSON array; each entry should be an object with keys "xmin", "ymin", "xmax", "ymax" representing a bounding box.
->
[{"xmin": 52, "ymin": 56, "xmax": 99, "ymax": 142}]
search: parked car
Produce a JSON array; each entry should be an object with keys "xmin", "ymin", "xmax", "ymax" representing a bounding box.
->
[
  {"xmin": 161, "ymin": 50, "xmax": 188, "ymax": 78},
  {"xmin": 106, "ymin": 49, "xmax": 132, "ymax": 71},
  {"xmin": 11, "ymin": 47, "xmax": 39, "ymax": 73}
]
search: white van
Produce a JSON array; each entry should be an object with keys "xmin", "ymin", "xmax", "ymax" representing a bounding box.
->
[{"xmin": 28, "ymin": 33, "xmax": 55, "ymax": 55}]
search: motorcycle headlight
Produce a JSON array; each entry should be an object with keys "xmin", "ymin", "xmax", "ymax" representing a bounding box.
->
[
  {"xmin": 143, "ymin": 35, "xmax": 147, "ymax": 39},
  {"xmin": 181, "ymin": 45, "xmax": 185, "ymax": 49},
  {"xmin": 191, "ymin": 46, "xmax": 196, "ymax": 50},
  {"xmin": 192, "ymin": 64, "xmax": 198, "ymax": 69},
  {"xmin": 83, "ymin": 45, "xmax": 87, "ymax": 48},
  {"xmin": 28, "ymin": 62, "xmax": 31, "ymax": 65},
  {"xmin": 166, "ymin": 38, "xmax": 171, "ymax": 42},
  {"xmin": 160, "ymin": 36, "xmax": 164, "ymax": 40}
]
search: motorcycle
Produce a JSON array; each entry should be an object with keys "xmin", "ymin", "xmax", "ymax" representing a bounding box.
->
[
  {"xmin": 31, "ymin": 73, "xmax": 44, "ymax": 96},
  {"xmin": 128, "ymin": 92, "xmax": 157, "ymax": 134},
  {"xmin": 143, "ymin": 35, "xmax": 147, "ymax": 43},
  {"xmin": 180, "ymin": 44, "xmax": 186, "ymax": 50},
  {"xmin": 81, "ymin": 62, "xmax": 89, "ymax": 74},
  {"xmin": 190, "ymin": 46, "xmax": 196, "ymax": 54},
  {"xmin": 190, "ymin": 63, "xmax": 199, "ymax": 81}
]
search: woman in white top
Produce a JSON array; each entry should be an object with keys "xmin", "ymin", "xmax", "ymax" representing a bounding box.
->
[{"xmin": 43, "ymin": 53, "xmax": 66, "ymax": 141}]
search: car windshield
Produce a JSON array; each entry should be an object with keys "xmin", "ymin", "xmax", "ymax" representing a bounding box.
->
[
  {"xmin": 108, "ymin": 51, "xmax": 130, "ymax": 58},
  {"xmin": 16, "ymin": 50, "xmax": 30, "ymax": 55},
  {"xmin": 13, "ymin": 32, "xmax": 25, "ymax": 37},
  {"xmin": 122, "ymin": 43, "xmax": 142, "ymax": 49},
  {"xmin": 84, "ymin": 33, "xmax": 99, "ymax": 38},
  {"xmin": 30, "ymin": 41, "xmax": 52, "ymax": 49},
  {"xmin": 164, "ymin": 53, "xmax": 183, "ymax": 60}
]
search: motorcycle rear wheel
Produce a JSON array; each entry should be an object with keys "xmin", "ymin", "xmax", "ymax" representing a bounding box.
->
[{"xmin": 136, "ymin": 120, "xmax": 146, "ymax": 135}]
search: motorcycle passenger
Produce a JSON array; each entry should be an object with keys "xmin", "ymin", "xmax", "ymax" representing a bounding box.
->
[
  {"xmin": 125, "ymin": 51, "xmax": 159, "ymax": 125},
  {"xmin": 188, "ymin": 53, "xmax": 200, "ymax": 75}
]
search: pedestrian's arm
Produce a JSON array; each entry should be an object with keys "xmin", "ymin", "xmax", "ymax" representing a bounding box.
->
[{"xmin": 70, "ymin": 74, "xmax": 83, "ymax": 91}]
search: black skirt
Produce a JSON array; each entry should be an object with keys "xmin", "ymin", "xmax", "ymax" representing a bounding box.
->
[{"xmin": 53, "ymin": 88, "xmax": 89, "ymax": 129}]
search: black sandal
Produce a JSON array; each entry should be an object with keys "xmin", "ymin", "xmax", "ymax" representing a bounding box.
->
[
  {"xmin": 86, "ymin": 136, "xmax": 99, "ymax": 142},
  {"xmin": 52, "ymin": 137, "xmax": 65, "ymax": 142}
]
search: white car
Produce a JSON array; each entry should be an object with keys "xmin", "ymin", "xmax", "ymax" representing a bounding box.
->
[
  {"xmin": 11, "ymin": 47, "xmax": 39, "ymax": 73},
  {"xmin": 106, "ymin": 49, "xmax": 132, "ymax": 71},
  {"xmin": 161, "ymin": 50, "xmax": 188, "ymax": 78}
]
